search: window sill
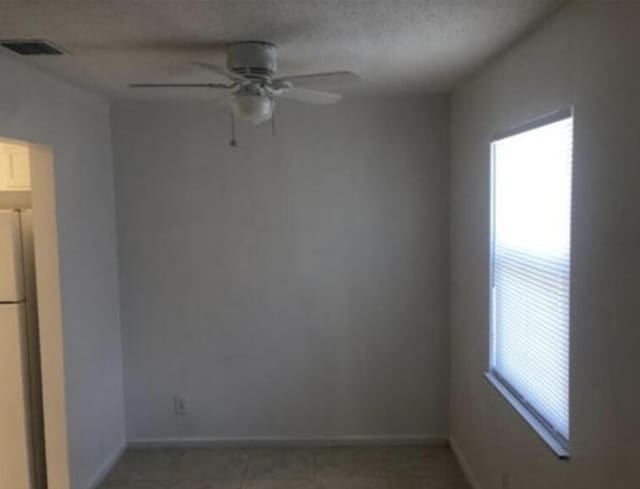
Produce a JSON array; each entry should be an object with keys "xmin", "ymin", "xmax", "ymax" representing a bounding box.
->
[{"xmin": 484, "ymin": 372, "xmax": 570, "ymax": 460}]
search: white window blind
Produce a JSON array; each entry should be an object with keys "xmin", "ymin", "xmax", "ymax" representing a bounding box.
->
[{"xmin": 490, "ymin": 111, "xmax": 573, "ymax": 448}]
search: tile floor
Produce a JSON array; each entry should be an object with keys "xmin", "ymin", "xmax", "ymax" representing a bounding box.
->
[{"xmin": 99, "ymin": 446, "xmax": 470, "ymax": 489}]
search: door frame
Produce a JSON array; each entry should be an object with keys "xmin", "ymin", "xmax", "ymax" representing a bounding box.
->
[{"xmin": 1, "ymin": 137, "xmax": 71, "ymax": 489}]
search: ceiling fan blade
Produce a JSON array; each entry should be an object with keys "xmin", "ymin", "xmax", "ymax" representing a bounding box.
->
[
  {"xmin": 274, "ymin": 71, "xmax": 360, "ymax": 87},
  {"xmin": 129, "ymin": 83, "xmax": 230, "ymax": 89},
  {"xmin": 193, "ymin": 62, "xmax": 248, "ymax": 83},
  {"xmin": 277, "ymin": 87, "xmax": 342, "ymax": 105}
]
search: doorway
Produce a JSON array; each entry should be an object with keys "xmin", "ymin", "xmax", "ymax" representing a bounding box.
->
[{"xmin": 0, "ymin": 137, "xmax": 70, "ymax": 489}]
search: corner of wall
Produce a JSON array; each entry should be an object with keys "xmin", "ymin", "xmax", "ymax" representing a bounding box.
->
[
  {"xmin": 85, "ymin": 440, "xmax": 126, "ymax": 489},
  {"xmin": 449, "ymin": 437, "xmax": 482, "ymax": 489}
]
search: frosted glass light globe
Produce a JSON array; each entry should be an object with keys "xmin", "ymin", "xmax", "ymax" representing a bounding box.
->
[{"xmin": 231, "ymin": 94, "xmax": 274, "ymax": 125}]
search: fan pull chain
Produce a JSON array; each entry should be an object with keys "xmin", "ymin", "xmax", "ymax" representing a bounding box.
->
[
  {"xmin": 271, "ymin": 111, "xmax": 277, "ymax": 137},
  {"xmin": 229, "ymin": 111, "xmax": 238, "ymax": 148}
]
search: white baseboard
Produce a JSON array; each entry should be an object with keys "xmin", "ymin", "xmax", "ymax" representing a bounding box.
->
[
  {"xmin": 449, "ymin": 436, "xmax": 482, "ymax": 489},
  {"xmin": 86, "ymin": 441, "xmax": 126, "ymax": 489},
  {"xmin": 128, "ymin": 434, "xmax": 449, "ymax": 449}
]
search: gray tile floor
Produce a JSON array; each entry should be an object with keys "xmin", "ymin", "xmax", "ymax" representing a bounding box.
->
[{"xmin": 99, "ymin": 446, "xmax": 469, "ymax": 489}]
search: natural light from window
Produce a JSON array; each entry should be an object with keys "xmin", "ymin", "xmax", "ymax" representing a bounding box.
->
[{"xmin": 490, "ymin": 112, "xmax": 573, "ymax": 451}]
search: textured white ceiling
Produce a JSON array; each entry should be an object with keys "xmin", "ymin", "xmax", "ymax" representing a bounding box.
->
[{"xmin": 0, "ymin": 0, "xmax": 563, "ymax": 99}]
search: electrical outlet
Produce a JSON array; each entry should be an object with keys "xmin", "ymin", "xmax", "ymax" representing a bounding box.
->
[
  {"xmin": 173, "ymin": 395, "xmax": 188, "ymax": 416},
  {"xmin": 501, "ymin": 472, "xmax": 510, "ymax": 489}
]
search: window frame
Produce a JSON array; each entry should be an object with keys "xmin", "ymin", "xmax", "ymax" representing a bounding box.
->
[{"xmin": 486, "ymin": 108, "xmax": 573, "ymax": 459}]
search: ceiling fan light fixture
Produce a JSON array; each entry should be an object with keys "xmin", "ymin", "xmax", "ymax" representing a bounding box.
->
[{"xmin": 231, "ymin": 93, "xmax": 274, "ymax": 125}]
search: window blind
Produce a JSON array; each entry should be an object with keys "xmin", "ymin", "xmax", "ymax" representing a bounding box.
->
[{"xmin": 490, "ymin": 112, "xmax": 573, "ymax": 445}]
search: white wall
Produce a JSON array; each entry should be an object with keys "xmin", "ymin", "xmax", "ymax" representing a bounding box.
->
[
  {"xmin": 450, "ymin": 3, "xmax": 640, "ymax": 489},
  {"xmin": 111, "ymin": 96, "xmax": 450, "ymax": 443},
  {"xmin": 0, "ymin": 55, "xmax": 125, "ymax": 489}
]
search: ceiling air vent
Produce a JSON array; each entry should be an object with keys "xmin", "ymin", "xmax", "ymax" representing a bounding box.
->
[{"xmin": 0, "ymin": 40, "xmax": 65, "ymax": 56}]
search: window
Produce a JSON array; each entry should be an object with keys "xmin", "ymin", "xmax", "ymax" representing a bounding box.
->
[{"xmin": 487, "ymin": 110, "xmax": 573, "ymax": 458}]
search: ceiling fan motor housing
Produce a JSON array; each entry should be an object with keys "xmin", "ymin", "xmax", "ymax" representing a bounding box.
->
[{"xmin": 226, "ymin": 41, "xmax": 277, "ymax": 79}]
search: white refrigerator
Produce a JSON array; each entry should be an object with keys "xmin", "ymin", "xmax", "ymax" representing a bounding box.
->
[{"xmin": 0, "ymin": 210, "xmax": 45, "ymax": 489}]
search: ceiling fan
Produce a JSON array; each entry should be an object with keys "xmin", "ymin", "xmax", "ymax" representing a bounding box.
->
[{"xmin": 129, "ymin": 41, "xmax": 360, "ymax": 125}]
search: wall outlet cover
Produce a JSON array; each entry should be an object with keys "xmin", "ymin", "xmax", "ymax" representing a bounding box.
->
[{"xmin": 173, "ymin": 395, "xmax": 188, "ymax": 416}]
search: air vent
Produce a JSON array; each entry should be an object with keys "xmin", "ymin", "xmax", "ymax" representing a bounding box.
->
[{"xmin": 0, "ymin": 40, "xmax": 65, "ymax": 56}]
